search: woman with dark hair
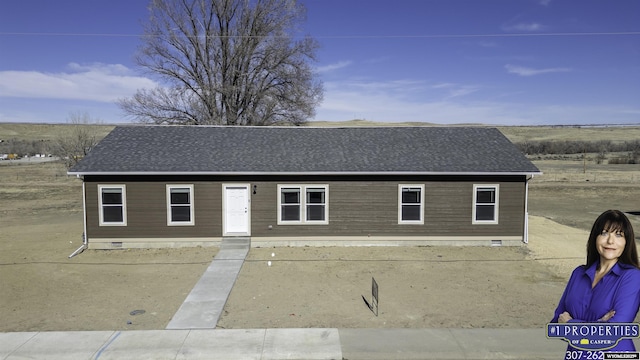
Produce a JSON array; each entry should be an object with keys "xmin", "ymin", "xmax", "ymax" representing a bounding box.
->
[{"xmin": 552, "ymin": 209, "xmax": 640, "ymax": 355}]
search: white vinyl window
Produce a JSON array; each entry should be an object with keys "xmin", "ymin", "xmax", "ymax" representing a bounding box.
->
[
  {"xmin": 473, "ymin": 184, "xmax": 499, "ymax": 224},
  {"xmin": 278, "ymin": 185, "xmax": 328, "ymax": 225},
  {"xmin": 98, "ymin": 185, "xmax": 127, "ymax": 226},
  {"xmin": 398, "ymin": 184, "xmax": 424, "ymax": 224},
  {"xmin": 167, "ymin": 185, "xmax": 194, "ymax": 226}
]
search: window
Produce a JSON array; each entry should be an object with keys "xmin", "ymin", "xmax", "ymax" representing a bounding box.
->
[
  {"xmin": 167, "ymin": 185, "xmax": 194, "ymax": 226},
  {"xmin": 98, "ymin": 185, "xmax": 126, "ymax": 226},
  {"xmin": 473, "ymin": 184, "xmax": 499, "ymax": 224},
  {"xmin": 280, "ymin": 187, "xmax": 301, "ymax": 221},
  {"xmin": 278, "ymin": 185, "xmax": 328, "ymax": 224},
  {"xmin": 398, "ymin": 185, "xmax": 424, "ymax": 224},
  {"xmin": 306, "ymin": 187, "xmax": 326, "ymax": 221}
]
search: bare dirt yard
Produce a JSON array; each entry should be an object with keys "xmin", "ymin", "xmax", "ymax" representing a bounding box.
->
[{"xmin": 1, "ymin": 159, "xmax": 639, "ymax": 332}]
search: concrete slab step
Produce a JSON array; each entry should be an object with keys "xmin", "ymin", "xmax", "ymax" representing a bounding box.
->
[{"xmin": 222, "ymin": 237, "xmax": 251, "ymax": 245}]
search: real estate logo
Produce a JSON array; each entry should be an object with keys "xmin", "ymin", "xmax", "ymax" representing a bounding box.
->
[{"xmin": 547, "ymin": 323, "xmax": 640, "ymax": 351}]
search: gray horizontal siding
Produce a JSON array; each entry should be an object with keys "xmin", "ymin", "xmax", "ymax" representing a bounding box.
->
[
  {"xmin": 85, "ymin": 182, "xmax": 221, "ymax": 239},
  {"xmin": 84, "ymin": 176, "xmax": 526, "ymax": 241},
  {"xmin": 251, "ymin": 181, "xmax": 525, "ymax": 237}
]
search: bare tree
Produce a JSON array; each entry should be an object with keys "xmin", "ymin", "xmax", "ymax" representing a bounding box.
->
[
  {"xmin": 595, "ymin": 149, "xmax": 607, "ymax": 164},
  {"xmin": 53, "ymin": 112, "xmax": 101, "ymax": 169},
  {"xmin": 119, "ymin": 0, "xmax": 323, "ymax": 126}
]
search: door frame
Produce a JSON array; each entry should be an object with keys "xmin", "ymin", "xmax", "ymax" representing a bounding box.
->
[{"xmin": 222, "ymin": 183, "xmax": 251, "ymax": 236}]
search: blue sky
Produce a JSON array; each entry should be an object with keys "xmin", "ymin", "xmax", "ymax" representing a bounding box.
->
[{"xmin": 0, "ymin": 0, "xmax": 638, "ymax": 125}]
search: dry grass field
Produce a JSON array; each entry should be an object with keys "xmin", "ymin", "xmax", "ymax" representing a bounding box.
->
[
  {"xmin": 530, "ymin": 160, "xmax": 640, "ymax": 231},
  {"xmin": 311, "ymin": 119, "xmax": 640, "ymax": 143},
  {"xmin": 0, "ymin": 123, "xmax": 115, "ymax": 142},
  {"xmin": 3, "ymin": 120, "xmax": 639, "ymax": 143},
  {"xmin": 0, "ymin": 162, "xmax": 216, "ymax": 331},
  {"xmin": 0, "ymin": 123, "xmax": 639, "ymax": 332}
]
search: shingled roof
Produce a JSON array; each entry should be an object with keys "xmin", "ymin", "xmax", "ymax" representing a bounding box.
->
[{"xmin": 68, "ymin": 126, "xmax": 541, "ymax": 175}]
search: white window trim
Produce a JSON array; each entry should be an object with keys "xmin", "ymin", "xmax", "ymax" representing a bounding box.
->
[
  {"xmin": 472, "ymin": 184, "xmax": 499, "ymax": 224},
  {"xmin": 398, "ymin": 184, "xmax": 424, "ymax": 225},
  {"xmin": 278, "ymin": 185, "xmax": 302, "ymax": 224},
  {"xmin": 98, "ymin": 184, "xmax": 127, "ymax": 226},
  {"xmin": 277, "ymin": 184, "xmax": 329, "ymax": 225},
  {"xmin": 166, "ymin": 184, "xmax": 195, "ymax": 226}
]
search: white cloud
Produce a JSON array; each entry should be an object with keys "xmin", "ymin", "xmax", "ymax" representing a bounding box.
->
[
  {"xmin": 315, "ymin": 87, "xmax": 518, "ymax": 124},
  {"xmin": 502, "ymin": 22, "xmax": 546, "ymax": 33},
  {"xmin": 620, "ymin": 109, "xmax": 640, "ymax": 115},
  {"xmin": 505, "ymin": 64, "xmax": 571, "ymax": 77},
  {"xmin": 314, "ymin": 79, "xmax": 518, "ymax": 124},
  {"xmin": 315, "ymin": 61, "xmax": 352, "ymax": 73},
  {"xmin": 431, "ymin": 83, "xmax": 481, "ymax": 99},
  {"xmin": 347, "ymin": 79, "xmax": 427, "ymax": 94},
  {"xmin": 0, "ymin": 63, "xmax": 156, "ymax": 102},
  {"xmin": 67, "ymin": 62, "xmax": 132, "ymax": 75},
  {"xmin": 311, "ymin": 78, "xmax": 640, "ymax": 125},
  {"xmin": 539, "ymin": 0, "xmax": 552, "ymax": 6}
]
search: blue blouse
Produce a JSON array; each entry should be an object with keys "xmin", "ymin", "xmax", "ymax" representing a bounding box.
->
[{"xmin": 552, "ymin": 261, "xmax": 640, "ymax": 353}]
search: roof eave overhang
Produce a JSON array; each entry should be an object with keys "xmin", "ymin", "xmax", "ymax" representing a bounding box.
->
[{"xmin": 68, "ymin": 171, "xmax": 543, "ymax": 177}]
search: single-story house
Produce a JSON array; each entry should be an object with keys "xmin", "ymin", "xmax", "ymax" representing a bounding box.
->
[{"xmin": 68, "ymin": 125, "xmax": 542, "ymax": 249}]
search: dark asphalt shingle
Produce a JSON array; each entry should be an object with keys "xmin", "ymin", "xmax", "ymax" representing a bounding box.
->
[{"xmin": 68, "ymin": 126, "xmax": 541, "ymax": 174}]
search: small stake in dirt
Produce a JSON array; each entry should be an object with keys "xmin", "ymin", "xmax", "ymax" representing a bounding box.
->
[{"xmin": 361, "ymin": 277, "xmax": 379, "ymax": 316}]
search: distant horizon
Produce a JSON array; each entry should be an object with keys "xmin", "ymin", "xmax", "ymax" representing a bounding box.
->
[{"xmin": 2, "ymin": 119, "xmax": 640, "ymax": 128}]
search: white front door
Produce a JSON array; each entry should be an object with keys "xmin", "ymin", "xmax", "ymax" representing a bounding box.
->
[{"xmin": 223, "ymin": 184, "xmax": 250, "ymax": 236}]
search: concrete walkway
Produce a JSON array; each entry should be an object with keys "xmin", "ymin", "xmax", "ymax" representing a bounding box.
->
[
  {"xmin": 4, "ymin": 239, "xmax": 639, "ymax": 359},
  {"xmin": 165, "ymin": 237, "xmax": 250, "ymax": 330},
  {"xmin": 2, "ymin": 327, "xmax": 600, "ymax": 360}
]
